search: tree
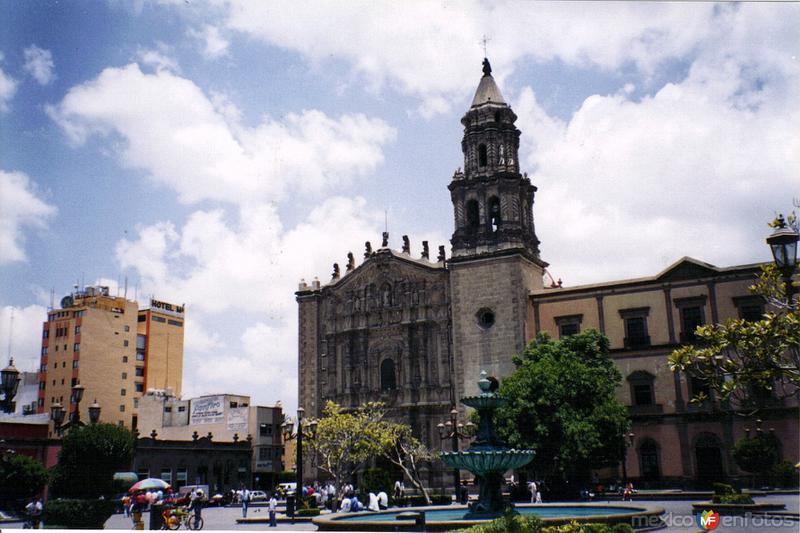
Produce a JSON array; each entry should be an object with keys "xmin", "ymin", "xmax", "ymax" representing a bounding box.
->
[
  {"xmin": 732, "ymin": 433, "xmax": 781, "ymax": 479},
  {"xmin": 304, "ymin": 401, "xmax": 384, "ymax": 490},
  {"xmin": 50, "ymin": 423, "xmax": 135, "ymax": 498},
  {"xmin": 493, "ymin": 330, "xmax": 630, "ymax": 490},
  {"xmin": 668, "ymin": 264, "xmax": 800, "ymax": 409},
  {"xmin": 374, "ymin": 420, "xmax": 437, "ymax": 504},
  {"xmin": 0, "ymin": 453, "xmax": 48, "ymax": 502}
]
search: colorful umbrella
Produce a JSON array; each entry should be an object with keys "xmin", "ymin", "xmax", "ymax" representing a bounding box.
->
[{"xmin": 129, "ymin": 478, "xmax": 171, "ymax": 492}]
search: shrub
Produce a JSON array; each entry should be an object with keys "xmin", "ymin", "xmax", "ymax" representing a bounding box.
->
[
  {"xmin": 458, "ymin": 514, "xmax": 635, "ymax": 533},
  {"xmin": 770, "ymin": 460, "xmax": 800, "ymax": 488},
  {"xmin": 733, "ymin": 434, "xmax": 781, "ymax": 476},
  {"xmin": 0, "ymin": 454, "xmax": 48, "ymax": 502},
  {"xmin": 712, "ymin": 483, "xmax": 737, "ymax": 496},
  {"xmin": 711, "ymin": 494, "xmax": 754, "ymax": 505},
  {"xmin": 297, "ymin": 507, "xmax": 321, "ymax": 517},
  {"xmin": 543, "ymin": 523, "xmax": 634, "ymax": 533},
  {"xmin": 43, "ymin": 499, "xmax": 118, "ymax": 529}
]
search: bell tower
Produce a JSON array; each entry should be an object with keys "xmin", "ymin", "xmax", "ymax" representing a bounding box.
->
[
  {"xmin": 448, "ymin": 58, "xmax": 547, "ymax": 399},
  {"xmin": 450, "ymin": 58, "xmax": 542, "ymax": 260}
]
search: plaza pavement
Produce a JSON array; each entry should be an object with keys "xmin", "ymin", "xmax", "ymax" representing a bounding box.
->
[{"xmin": 101, "ymin": 494, "xmax": 799, "ymax": 532}]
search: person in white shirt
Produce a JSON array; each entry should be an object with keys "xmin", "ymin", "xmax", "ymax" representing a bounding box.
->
[
  {"xmin": 268, "ymin": 493, "xmax": 278, "ymax": 528},
  {"xmin": 377, "ymin": 491, "xmax": 388, "ymax": 510},
  {"xmin": 241, "ymin": 487, "xmax": 250, "ymax": 518},
  {"xmin": 340, "ymin": 496, "xmax": 352, "ymax": 513},
  {"xmin": 368, "ymin": 492, "xmax": 379, "ymax": 512},
  {"xmin": 528, "ymin": 481, "xmax": 538, "ymax": 504}
]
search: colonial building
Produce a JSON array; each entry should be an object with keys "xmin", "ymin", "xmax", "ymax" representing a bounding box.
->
[{"xmin": 296, "ymin": 59, "xmax": 798, "ymax": 487}]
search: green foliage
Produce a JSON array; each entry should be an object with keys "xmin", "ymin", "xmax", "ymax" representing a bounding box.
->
[
  {"xmin": 458, "ymin": 510, "xmax": 635, "ymax": 533},
  {"xmin": 50, "ymin": 423, "xmax": 135, "ymax": 498},
  {"xmin": 732, "ymin": 434, "xmax": 781, "ymax": 475},
  {"xmin": 0, "ymin": 453, "xmax": 48, "ymax": 502},
  {"xmin": 393, "ymin": 494, "xmax": 451, "ymax": 507},
  {"xmin": 770, "ymin": 460, "xmax": 800, "ymax": 488},
  {"xmin": 297, "ymin": 507, "xmax": 320, "ymax": 517},
  {"xmin": 669, "ymin": 262, "xmax": 800, "ymax": 408},
  {"xmin": 711, "ymin": 493, "xmax": 755, "ymax": 505},
  {"xmin": 362, "ymin": 468, "xmax": 391, "ymax": 495},
  {"xmin": 304, "ymin": 401, "xmax": 384, "ymax": 488},
  {"xmin": 494, "ymin": 330, "xmax": 630, "ymax": 484},
  {"xmin": 42, "ymin": 498, "xmax": 118, "ymax": 528},
  {"xmin": 712, "ymin": 482, "xmax": 737, "ymax": 496}
]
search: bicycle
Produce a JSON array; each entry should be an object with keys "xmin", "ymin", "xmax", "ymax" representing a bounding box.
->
[{"xmin": 162, "ymin": 507, "xmax": 204, "ymax": 530}]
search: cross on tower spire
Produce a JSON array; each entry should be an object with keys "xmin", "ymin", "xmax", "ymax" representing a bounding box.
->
[{"xmin": 479, "ymin": 34, "xmax": 491, "ymax": 58}]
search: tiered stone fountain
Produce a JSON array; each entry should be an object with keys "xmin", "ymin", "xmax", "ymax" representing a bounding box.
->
[{"xmin": 440, "ymin": 371, "xmax": 535, "ymax": 519}]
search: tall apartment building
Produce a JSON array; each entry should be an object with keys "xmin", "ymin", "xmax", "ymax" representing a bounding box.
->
[{"xmin": 37, "ymin": 286, "xmax": 184, "ymax": 431}]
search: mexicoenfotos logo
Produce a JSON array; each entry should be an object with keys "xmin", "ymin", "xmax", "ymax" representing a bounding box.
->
[{"xmin": 697, "ymin": 509, "xmax": 720, "ymax": 531}]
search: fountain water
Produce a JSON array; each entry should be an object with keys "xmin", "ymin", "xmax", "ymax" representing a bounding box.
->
[{"xmin": 440, "ymin": 371, "xmax": 534, "ymax": 519}]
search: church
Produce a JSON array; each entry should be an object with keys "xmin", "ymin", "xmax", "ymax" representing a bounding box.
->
[{"xmin": 296, "ymin": 59, "xmax": 798, "ymax": 488}]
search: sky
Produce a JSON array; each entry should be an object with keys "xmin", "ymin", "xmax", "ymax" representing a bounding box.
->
[{"xmin": 1, "ymin": 1, "xmax": 798, "ymax": 416}]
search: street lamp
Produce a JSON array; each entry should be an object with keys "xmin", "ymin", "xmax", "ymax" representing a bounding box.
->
[
  {"xmin": 282, "ymin": 407, "xmax": 318, "ymax": 519},
  {"xmin": 437, "ymin": 407, "xmax": 475, "ymax": 499},
  {"xmin": 88, "ymin": 399, "xmax": 101, "ymax": 424},
  {"xmin": 70, "ymin": 384, "xmax": 85, "ymax": 426},
  {"xmin": 50, "ymin": 402, "xmax": 66, "ymax": 435},
  {"xmin": 767, "ymin": 214, "xmax": 799, "ymax": 306},
  {"xmin": 0, "ymin": 358, "xmax": 21, "ymax": 413},
  {"xmin": 620, "ymin": 432, "xmax": 635, "ymax": 485}
]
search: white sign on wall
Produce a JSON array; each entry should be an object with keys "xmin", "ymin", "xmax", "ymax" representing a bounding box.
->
[
  {"xmin": 190, "ymin": 395, "xmax": 224, "ymax": 425},
  {"xmin": 227, "ymin": 407, "xmax": 248, "ymax": 432}
]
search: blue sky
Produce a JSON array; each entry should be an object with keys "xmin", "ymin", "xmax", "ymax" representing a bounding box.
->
[{"xmin": 1, "ymin": 1, "xmax": 798, "ymax": 414}]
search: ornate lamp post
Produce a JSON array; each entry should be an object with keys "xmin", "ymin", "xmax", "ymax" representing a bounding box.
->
[
  {"xmin": 620, "ymin": 432, "xmax": 635, "ymax": 485},
  {"xmin": 437, "ymin": 407, "xmax": 475, "ymax": 499},
  {"xmin": 766, "ymin": 214, "xmax": 799, "ymax": 307},
  {"xmin": 0, "ymin": 358, "xmax": 21, "ymax": 413},
  {"xmin": 88, "ymin": 399, "xmax": 102, "ymax": 424},
  {"xmin": 50, "ymin": 402, "xmax": 66, "ymax": 436},
  {"xmin": 70, "ymin": 384, "xmax": 85, "ymax": 426},
  {"xmin": 282, "ymin": 407, "xmax": 317, "ymax": 519}
]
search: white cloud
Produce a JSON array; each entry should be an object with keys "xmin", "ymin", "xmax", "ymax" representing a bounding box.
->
[
  {"xmin": 0, "ymin": 170, "xmax": 57, "ymax": 265},
  {"xmin": 189, "ymin": 24, "xmax": 230, "ymax": 59},
  {"xmin": 47, "ymin": 63, "xmax": 395, "ymax": 204},
  {"xmin": 219, "ymin": 1, "xmax": 737, "ymax": 114},
  {"xmin": 515, "ymin": 7, "xmax": 800, "ymax": 286},
  {"xmin": 0, "ymin": 53, "xmax": 17, "ymax": 111},
  {"xmin": 0, "ymin": 305, "xmax": 48, "ymax": 373},
  {"xmin": 114, "ymin": 197, "xmax": 386, "ymax": 409},
  {"xmin": 138, "ymin": 48, "xmax": 180, "ymax": 73},
  {"xmin": 23, "ymin": 45, "xmax": 55, "ymax": 85}
]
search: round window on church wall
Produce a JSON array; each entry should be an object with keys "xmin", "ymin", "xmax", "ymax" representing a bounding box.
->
[{"xmin": 476, "ymin": 308, "xmax": 496, "ymax": 330}]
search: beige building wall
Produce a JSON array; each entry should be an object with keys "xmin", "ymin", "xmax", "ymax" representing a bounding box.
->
[{"xmin": 38, "ymin": 289, "xmax": 185, "ymax": 432}]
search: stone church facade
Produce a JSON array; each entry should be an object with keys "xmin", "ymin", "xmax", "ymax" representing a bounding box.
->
[{"xmin": 296, "ymin": 59, "xmax": 798, "ymax": 487}]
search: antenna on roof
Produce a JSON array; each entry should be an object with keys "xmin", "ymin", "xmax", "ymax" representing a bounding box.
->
[
  {"xmin": 50, "ymin": 287, "xmax": 55, "ymax": 310},
  {"xmin": 124, "ymin": 276, "xmax": 128, "ymax": 300}
]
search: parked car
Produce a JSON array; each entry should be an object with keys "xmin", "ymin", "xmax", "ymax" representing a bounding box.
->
[
  {"xmin": 248, "ymin": 490, "xmax": 268, "ymax": 502},
  {"xmin": 277, "ymin": 482, "xmax": 297, "ymax": 497}
]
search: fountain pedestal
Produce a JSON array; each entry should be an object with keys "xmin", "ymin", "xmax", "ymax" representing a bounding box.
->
[{"xmin": 440, "ymin": 371, "xmax": 535, "ymax": 519}]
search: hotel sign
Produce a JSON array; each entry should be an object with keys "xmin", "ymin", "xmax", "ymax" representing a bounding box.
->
[
  {"xmin": 150, "ymin": 299, "xmax": 184, "ymax": 316},
  {"xmin": 190, "ymin": 395, "xmax": 224, "ymax": 425}
]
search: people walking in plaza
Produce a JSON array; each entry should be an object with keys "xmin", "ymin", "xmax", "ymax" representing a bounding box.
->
[
  {"xmin": 268, "ymin": 493, "xmax": 278, "ymax": 528},
  {"xmin": 24, "ymin": 497, "xmax": 43, "ymax": 529},
  {"xmin": 240, "ymin": 485, "xmax": 250, "ymax": 518}
]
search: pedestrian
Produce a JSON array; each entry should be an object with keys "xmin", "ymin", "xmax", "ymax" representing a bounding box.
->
[
  {"xmin": 268, "ymin": 493, "xmax": 278, "ymax": 527},
  {"xmin": 241, "ymin": 485, "xmax": 250, "ymax": 518},
  {"xmin": 460, "ymin": 480, "xmax": 469, "ymax": 505},
  {"xmin": 189, "ymin": 489, "xmax": 203, "ymax": 529},
  {"xmin": 25, "ymin": 497, "xmax": 43, "ymax": 529},
  {"xmin": 393, "ymin": 480, "xmax": 402, "ymax": 500},
  {"xmin": 528, "ymin": 480, "xmax": 537, "ymax": 504},
  {"xmin": 122, "ymin": 494, "xmax": 131, "ymax": 517}
]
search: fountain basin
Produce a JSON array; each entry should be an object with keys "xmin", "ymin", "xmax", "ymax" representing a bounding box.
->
[
  {"xmin": 313, "ymin": 503, "xmax": 666, "ymax": 531},
  {"xmin": 461, "ymin": 395, "xmax": 508, "ymax": 409},
  {"xmin": 440, "ymin": 449, "xmax": 534, "ymax": 476}
]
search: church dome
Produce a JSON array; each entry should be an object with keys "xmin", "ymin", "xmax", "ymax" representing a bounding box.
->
[{"xmin": 470, "ymin": 58, "xmax": 506, "ymax": 108}]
